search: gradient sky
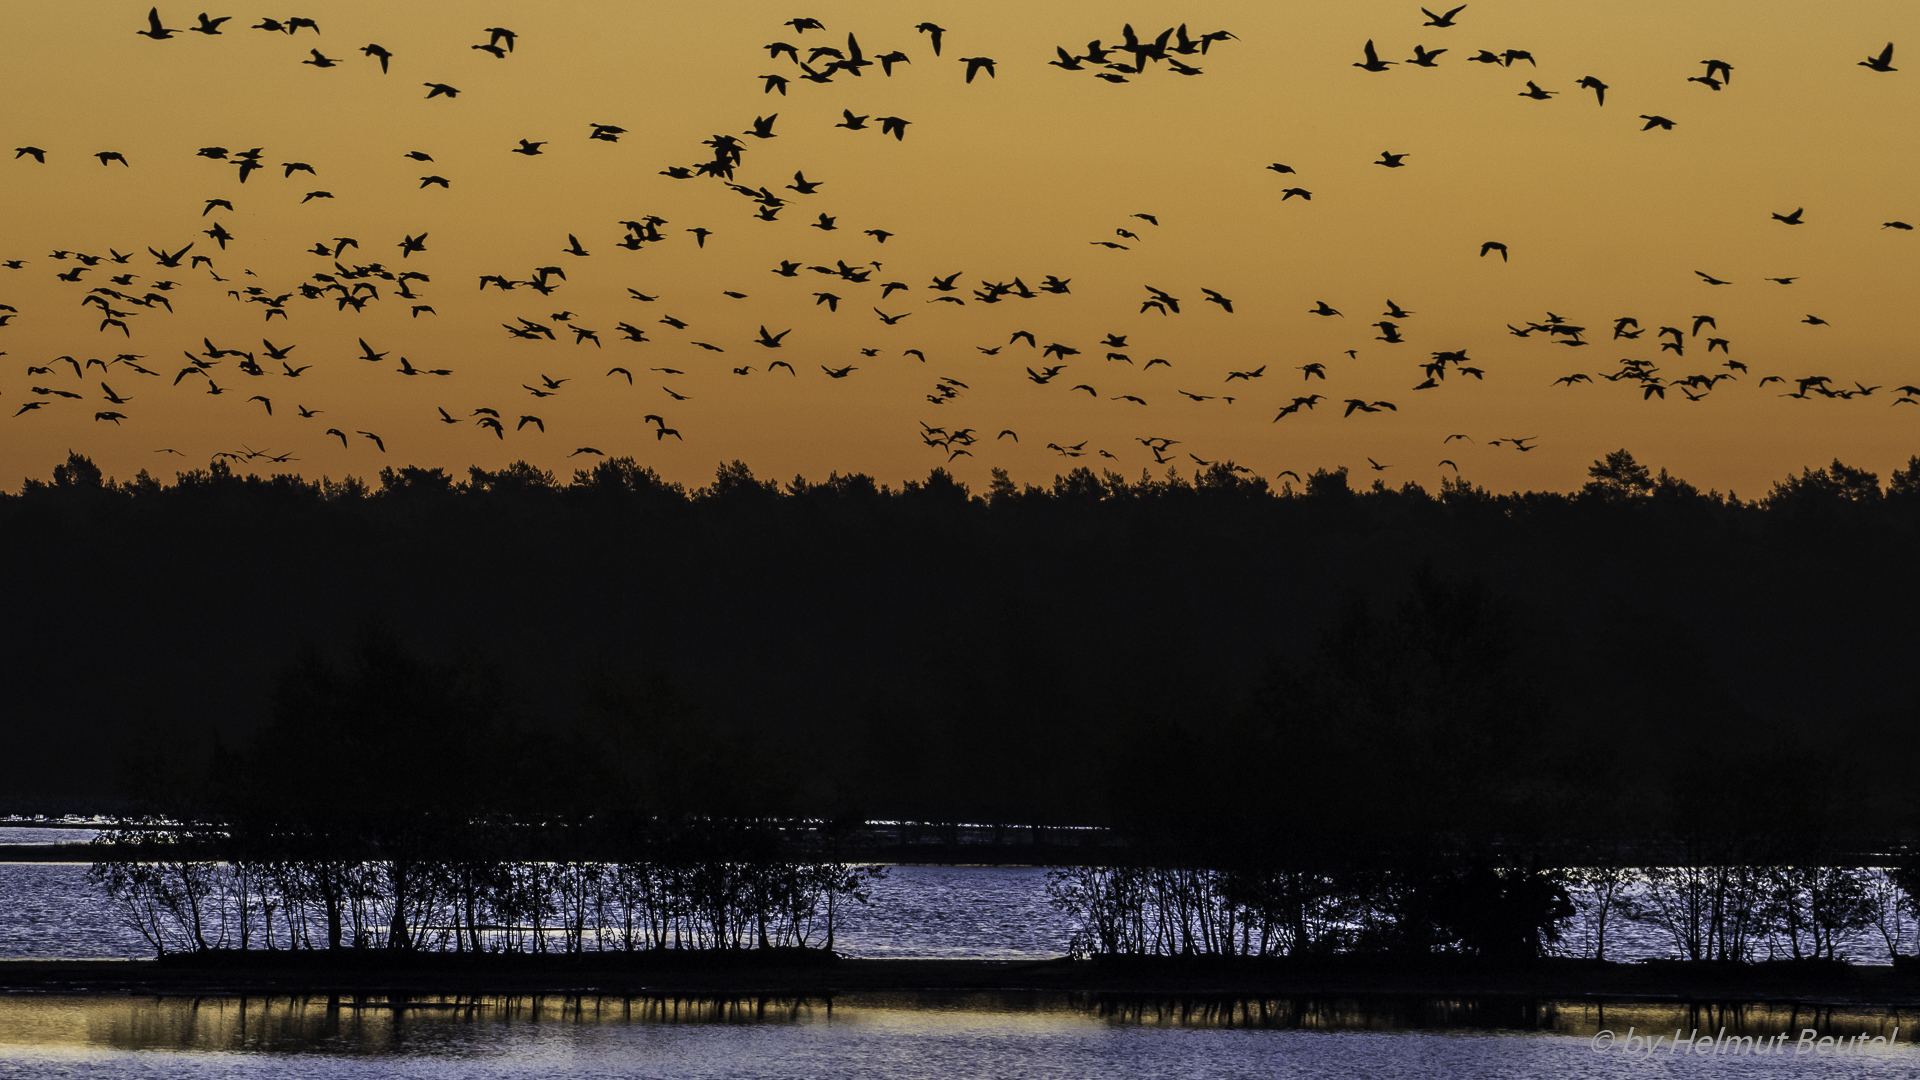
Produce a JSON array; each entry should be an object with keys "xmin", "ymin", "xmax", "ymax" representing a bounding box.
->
[{"xmin": 1, "ymin": 1, "xmax": 1914, "ymax": 496}]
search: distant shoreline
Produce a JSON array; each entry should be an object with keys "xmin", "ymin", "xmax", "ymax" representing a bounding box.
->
[
  {"xmin": 0, "ymin": 842, "xmax": 1096, "ymax": 866},
  {"xmin": 6, "ymin": 956, "xmax": 1920, "ymax": 1005}
]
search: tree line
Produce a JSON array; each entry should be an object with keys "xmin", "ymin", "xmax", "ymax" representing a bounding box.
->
[
  {"xmin": 7, "ymin": 448, "xmax": 1919, "ymax": 853},
  {"xmin": 1047, "ymin": 860, "xmax": 1920, "ymax": 962}
]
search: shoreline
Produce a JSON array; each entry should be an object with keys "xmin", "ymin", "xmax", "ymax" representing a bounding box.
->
[{"xmin": 5, "ymin": 956, "xmax": 1920, "ymax": 1005}]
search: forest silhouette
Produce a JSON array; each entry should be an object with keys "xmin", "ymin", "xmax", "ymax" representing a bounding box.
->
[{"xmin": 5, "ymin": 448, "xmax": 1919, "ymax": 856}]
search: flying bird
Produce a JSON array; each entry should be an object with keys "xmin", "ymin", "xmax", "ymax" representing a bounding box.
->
[
  {"xmin": 959, "ymin": 56, "xmax": 996, "ymax": 82},
  {"xmin": 1354, "ymin": 39, "xmax": 1393, "ymax": 71},
  {"xmin": 136, "ymin": 7, "xmax": 180, "ymax": 39},
  {"xmin": 1859, "ymin": 43, "xmax": 1896, "ymax": 72}
]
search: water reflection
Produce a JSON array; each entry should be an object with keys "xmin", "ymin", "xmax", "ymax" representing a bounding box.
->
[
  {"xmin": 1, "ymin": 993, "xmax": 1912, "ymax": 1054},
  {"xmin": 2, "ymin": 993, "xmax": 1916, "ymax": 1080}
]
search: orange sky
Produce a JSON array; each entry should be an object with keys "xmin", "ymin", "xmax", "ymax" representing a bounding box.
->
[{"xmin": 1, "ymin": 1, "xmax": 1915, "ymax": 496}]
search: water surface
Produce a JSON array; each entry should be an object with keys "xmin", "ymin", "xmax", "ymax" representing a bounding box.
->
[{"xmin": 0, "ymin": 993, "xmax": 1913, "ymax": 1079}]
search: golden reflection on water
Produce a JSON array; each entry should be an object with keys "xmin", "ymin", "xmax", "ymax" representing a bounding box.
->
[{"xmin": 0, "ymin": 992, "xmax": 1912, "ymax": 1055}]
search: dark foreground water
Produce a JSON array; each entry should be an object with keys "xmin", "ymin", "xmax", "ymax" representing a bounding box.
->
[{"xmin": 0, "ymin": 994, "xmax": 1914, "ymax": 1079}]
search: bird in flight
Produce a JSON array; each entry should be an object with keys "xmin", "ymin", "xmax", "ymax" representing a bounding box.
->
[
  {"xmin": 1859, "ymin": 42, "xmax": 1896, "ymax": 72},
  {"xmin": 1639, "ymin": 115, "xmax": 1676, "ymax": 130},
  {"xmin": 1576, "ymin": 75, "xmax": 1607, "ymax": 105},
  {"xmin": 1771, "ymin": 207, "xmax": 1805, "ymax": 225},
  {"xmin": 136, "ymin": 7, "xmax": 179, "ymax": 39},
  {"xmin": 1480, "ymin": 241, "xmax": 1508, "ymax": 261},
  {"xmin": 1421, "ymin": 5, "xmax": 1467, "ymax": 27},
  {"xmin": 1354, "ymin": 39, "xmax": 1394, "ymax": 72}
]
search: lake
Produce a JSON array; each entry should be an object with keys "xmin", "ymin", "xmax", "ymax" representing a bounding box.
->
[
  {"xmin": 0, "ymin": 993, "xmax": 1914, "ymax": 1078},
  {"xmin": 0, "ymin": 848, "xmax": 1905, "ymax": 964},
  {"xmin": 6, "ymin": 828, "xmax": 1919, "ymax": 1077}
]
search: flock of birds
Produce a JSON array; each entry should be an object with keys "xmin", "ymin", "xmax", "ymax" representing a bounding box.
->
[{"xmin": 0, "ymin": 7, "xmax": 1913, "ymax": 483}]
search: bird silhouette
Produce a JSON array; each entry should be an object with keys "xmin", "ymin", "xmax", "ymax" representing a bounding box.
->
[
  {"xmin": 1859, "ymin": 43, "xmax": 1896, "ymax": 72},
  {"xmin": 1354, "ymin": 39, "xmax": 1394, "ymax": 72},
  {"xmin": 136, "ymin": 8, "xmax": 180, "ymax": 40}
]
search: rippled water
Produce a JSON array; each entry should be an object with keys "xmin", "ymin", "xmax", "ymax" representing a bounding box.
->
[
  {"xmin": 0, "ymin": 994, "xmax": 1913, "ymax": 1079},
  {"xmin": 0, "ymin": 829, "xmax": 100, "ymax": 846}
]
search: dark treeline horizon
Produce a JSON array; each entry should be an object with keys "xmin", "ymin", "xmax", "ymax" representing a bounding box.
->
[{"xmin": 5, "ymin": 447, "xmax": 1919, "ymax": 853}]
